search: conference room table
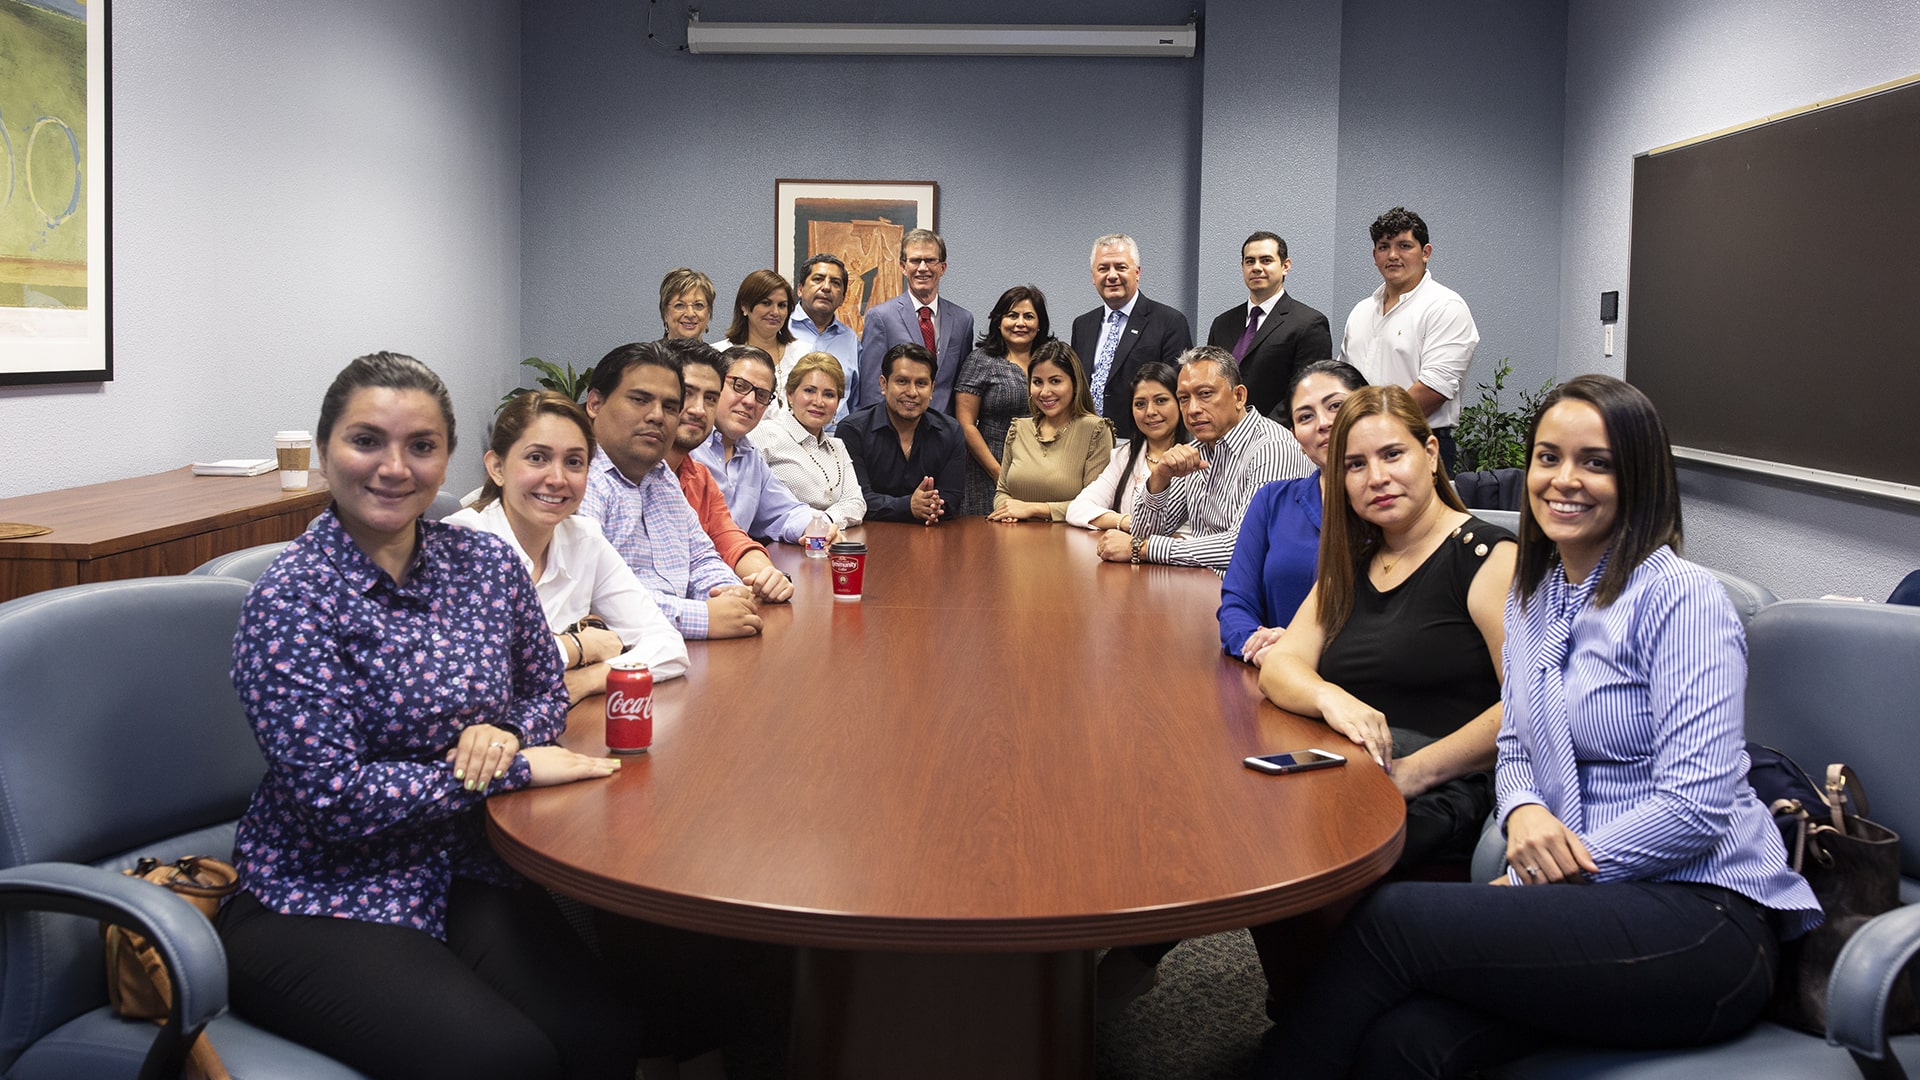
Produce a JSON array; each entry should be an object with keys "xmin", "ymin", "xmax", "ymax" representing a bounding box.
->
[{"xmin": 488, "ymin": 517, "xmax": 1406, "ymax": 1079}]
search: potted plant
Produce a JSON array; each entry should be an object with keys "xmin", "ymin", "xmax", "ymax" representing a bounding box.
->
[
  {"xmin": 1453, "ymin": 358, "xmax": 1555, "ymax": 472},
  {"xmin": 499, "ymin": 356, "xmax": 596, "ymax": 409}
]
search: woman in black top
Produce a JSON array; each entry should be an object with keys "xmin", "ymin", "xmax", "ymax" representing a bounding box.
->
[{"xmin": 1259, "ymin": 383, "xmax": 1515, "ymax": 848}]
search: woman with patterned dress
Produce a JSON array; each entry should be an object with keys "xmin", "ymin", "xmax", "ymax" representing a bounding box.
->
[
  {"xmin": 955, "ymin": 284, "xmax": 1051, "ymax": 516},
  {"xmin": 214, "ymin": 353, "xmax": 647, "ymax": 1080}
]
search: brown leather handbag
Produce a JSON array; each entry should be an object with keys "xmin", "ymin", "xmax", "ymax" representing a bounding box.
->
[
  {"xmin": 1768, "ymin": 763, "xmax": 1916, "ymax": 1035},
  {"xmin": 102, "ymin": 856, "xmax": 241, "ymax": 1080}
]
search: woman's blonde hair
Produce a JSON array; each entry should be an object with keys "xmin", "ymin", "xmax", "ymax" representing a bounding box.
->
[{"xmin": 784, "ymin": 352, "xmax": 845, "ymax": 398}]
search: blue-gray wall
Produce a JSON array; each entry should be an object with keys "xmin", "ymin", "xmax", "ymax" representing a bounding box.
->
[
  {"xmin": 1557, "ymin": 0, "xmax": 1920, "ymax": 598},
  {"xmin": 0, "ymin": 0, "xmax": 522, "ymax": 501},
  {"xmin": 519, "ymin": 0, "xmax": 1203, "ymax": 380},
  {"xmin": 523, "ymin": 0, "xmax": 1568, "ymax": 409}
]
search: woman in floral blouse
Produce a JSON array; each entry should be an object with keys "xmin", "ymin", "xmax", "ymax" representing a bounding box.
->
[{"xmin": 214, "ymin": 352, "xmax": 643, "ymax": 1079}]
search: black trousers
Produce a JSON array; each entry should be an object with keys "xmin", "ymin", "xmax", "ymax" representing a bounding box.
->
[
  {"xmin": 217, "ymin": 879, "xmax": 647, "ymax": 1080},
  {"xmin": 1256, "ymin": 879, "xmax": 1780, "ymax": 1079}
]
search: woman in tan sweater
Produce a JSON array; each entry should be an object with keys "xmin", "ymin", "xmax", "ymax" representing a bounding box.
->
[{"xmin": 987, "ymin": 340, "xmax": 1114, "ymax": 523}]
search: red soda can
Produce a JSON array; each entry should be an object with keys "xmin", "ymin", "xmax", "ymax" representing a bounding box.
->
[{"xmin": 604, "ymin": 661, "xmax": 654, "ymax": 754}]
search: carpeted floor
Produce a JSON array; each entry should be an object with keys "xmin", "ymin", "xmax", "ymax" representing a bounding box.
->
[{"xmin": 1095, "ymin": 930, "xmax": 1270, "ymax": 1080}]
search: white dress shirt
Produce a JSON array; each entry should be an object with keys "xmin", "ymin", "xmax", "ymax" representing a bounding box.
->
[
  {"xmin": 1066, "ymin": 441, "xmax": 1156, "ymax": 530},
  {"xmin": 750, "ymin": 408, "xmax": 867, "ymax": 528},
  {"xmin": 443, "ymin": 501, "xmax": 689, "ymax": 680},
  {"xmin": 1337, "ymin": 273, "xmax": 1480, "ymax": 429}
]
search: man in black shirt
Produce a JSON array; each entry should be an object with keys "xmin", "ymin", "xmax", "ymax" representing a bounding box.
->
[{"xmin": 838, "ymin": 343, "xmax": 965, "ymax": 524}]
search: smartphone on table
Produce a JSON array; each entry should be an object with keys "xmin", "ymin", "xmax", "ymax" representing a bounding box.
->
[{"xmin": 1243, "ymin": 749, "xmax": 1347, "ymax": 775}]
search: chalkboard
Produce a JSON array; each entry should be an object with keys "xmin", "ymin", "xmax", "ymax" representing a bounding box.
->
[{"xmin": 1627, "ymin": 76, "xmax": 1920, "ymax": 491}]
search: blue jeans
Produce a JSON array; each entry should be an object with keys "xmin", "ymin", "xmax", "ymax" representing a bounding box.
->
[{"xmin": 1258, "ymin": 878, "xmax": 1780, "ymax": 1079}]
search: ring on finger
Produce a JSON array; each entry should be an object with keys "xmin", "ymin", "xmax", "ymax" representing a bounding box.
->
[
  {"xmin": 1524, "ymin": 865, "xmax": 1541, "ymax": 877},
  {"xmin": 489, "ymin": 741, "xmax": 508, "ymax": 749}
]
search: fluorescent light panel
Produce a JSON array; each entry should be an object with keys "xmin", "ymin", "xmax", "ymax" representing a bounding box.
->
[{"xmin": 685, "ymin": 17, "xmax": 1197, "ymax": 57}]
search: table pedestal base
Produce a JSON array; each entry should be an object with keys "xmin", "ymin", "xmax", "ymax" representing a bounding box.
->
[{"xmin": 791, "ymin": 947, "xmax": 1094, "ymax": 1079}]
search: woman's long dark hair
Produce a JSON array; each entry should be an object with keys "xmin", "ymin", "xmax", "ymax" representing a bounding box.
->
[
  {"xmin": 1315, "ymin": 384, "xmax": 1465, "ymax": 639},
  {"xmin": 976, "ymin": 284, "xmax": 1052, "ymax": 357},
  {"xmin": 1110, "ymin": 362, "xmax": 1186, "ymax": 511},
  {"xmin": 1514, "ymin": 374, "xmax": 1681, "ymax": 608}
]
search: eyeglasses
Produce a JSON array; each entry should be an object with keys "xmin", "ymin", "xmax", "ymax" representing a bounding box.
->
[
  {"xmin": 727, "ymin": 375, "xmax": 775, "ymax": 406},
  {"xmin": 668, "ymin": 301, "xmax": 710, "ymax": 315}
]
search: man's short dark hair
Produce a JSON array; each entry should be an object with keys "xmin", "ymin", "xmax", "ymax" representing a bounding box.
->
[
  {"xmin": 801, "ymin": 253, "xmax": 850, "ymax": 290},
  {"xmin": 1177, "ymin": 344, "xmax": 1244, "ymax": 389},
  {"xmin": 1369, "ymin": 207, "xmax": 1429, "ymax": 247},
  {"xmin": 588, "ymin": 340, "xmax": 683, "ymax": 402},
  {"xmin": 1242, "ymin": 231, "xmax": 1288, "ymax": 262},
  {"xmin": 663, "ymin": 337, "xmax": 728, "ymax": 386},
  {"xmin": 881, "ymin": 342, "xmax": 937, "ymax": 382},
  {"xmin": 721, "ymin": 345, "xmax": 776, "ymax": 381}
]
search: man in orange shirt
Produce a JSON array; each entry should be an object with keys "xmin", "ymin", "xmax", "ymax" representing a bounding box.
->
[{"xmin": 662, "ymin": 339, "xmax": 794, "ymax": 603}]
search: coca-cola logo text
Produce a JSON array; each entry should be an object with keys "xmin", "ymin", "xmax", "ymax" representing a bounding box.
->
[{"xmin": 607, "ymin": 693, "xmax": 653, "ymax": 721}]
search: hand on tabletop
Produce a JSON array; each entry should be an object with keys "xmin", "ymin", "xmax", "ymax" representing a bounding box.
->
[
  {"xmin": 1096, "ymin": 529, "xmax": 1136, "ymax": 562},
  {"xmin": 1318, "ymin": 693, "xmax": 1392, "ymax": 772},
  {"xmin": 576, "ymin": 625, "xmax": 625, "ymax": 666},
  {"xmin": 1240, "ymin": 626, "xmax": 1285, "ymax": 665},
  {"xmin": 522, "ymin": 745, "xmax": 620, "ymax": 788},
  {"xmin": 988, "ymin": 500, "xmax": 1049, "ymax": 523},
  {"xmin": 826, "ymin": 522, "xmax": 846, "ymax": 545},
  {"xmin": 910, "ymin": 477, "xmax": 944, "ymax": 525},
  {"xmin": 739, "ymin": 566, "xmax": 793, "ymax": 604},
  {"xmin": 1504, "ymin": 804, "xmax": 1598, "ymax": 884},
  {"xmin": 706, "ymin": 585, "xmax": 764, "ymax": 638},
  {"xmin": 448, "ymin": 723, "xmax": 519, "ymax": 791}
]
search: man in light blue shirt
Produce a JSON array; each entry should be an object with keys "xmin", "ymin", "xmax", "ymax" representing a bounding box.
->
[
  {"xmin": 692, "ymin": 346, "xmax": 837, "ymax": 546},
  {"xmin": 783, "ymin": 253, "xmax": 860, "ymax": 422}
]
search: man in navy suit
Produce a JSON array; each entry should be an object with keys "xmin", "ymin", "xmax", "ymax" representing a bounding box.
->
[
  {"xmin": 856, "ymin": 228, "xmax": 976, "ymax": 415},
  {"xmin": 1205, "ymin": 231, "xmax": 1333, "ymax": 418},
  {"xmin": 1068, "ymin": 233, "xmax": 1194, "ymax": 443}
]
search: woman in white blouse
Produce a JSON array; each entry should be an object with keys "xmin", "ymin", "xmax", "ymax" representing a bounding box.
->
[
  {"xmin": 1065, "ymin": 362, "xmax": 1185, "ymax": 531},
  {"xmin": 753, "ymin": 352, "xmax": 867, "ymax": 528},
  {"xmin": 445, "ymin": 390, "xmax": 688, "ymax": 703}
]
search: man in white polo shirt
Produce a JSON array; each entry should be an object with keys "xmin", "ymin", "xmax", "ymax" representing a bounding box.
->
[{"xmin": 1337, "ymin": 206, "xmax": 1479, "ymax": 472}]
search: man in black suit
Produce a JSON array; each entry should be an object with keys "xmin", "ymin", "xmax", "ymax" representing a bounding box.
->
[
  {"xmin": 1069, "ymin": 233, "xmax": 1193, "ymax": 443},
  {"xmin": 1205, "ymin": 231, "xmax": 1333, "ymax": 418}
]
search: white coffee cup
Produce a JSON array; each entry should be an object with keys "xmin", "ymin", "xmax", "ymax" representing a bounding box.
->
[{"xmin": 274, "ymin": 430, "xmax": 313, "ymax": 491}]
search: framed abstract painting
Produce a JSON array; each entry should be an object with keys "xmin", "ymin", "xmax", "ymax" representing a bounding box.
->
[
  {"xmin": 775, "ymin": 179, "xmax": 936, "ymax": 338},
  {"xmin": 0, "ymin": 0, "xmax": 109, "ymax": 385}
]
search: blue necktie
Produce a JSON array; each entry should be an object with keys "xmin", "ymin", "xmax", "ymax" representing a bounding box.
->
[{"xmin": 1092, "ymin": 308, "xmax": 1125, "ymax": 414}]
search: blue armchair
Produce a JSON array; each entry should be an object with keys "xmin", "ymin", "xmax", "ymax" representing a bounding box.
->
[
  {"xmin": 1481, "ymin": 599, "xmax": 1920, "ymax": 1079},
  {"xmin": 0, "ymin": 577, "xmax": 368, "ymax": 1079}
]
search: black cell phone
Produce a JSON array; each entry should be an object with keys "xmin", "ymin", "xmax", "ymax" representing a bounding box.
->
[{"xmin": 1243, "ymin": 749, "xmax": 1347, "ymax": 775}]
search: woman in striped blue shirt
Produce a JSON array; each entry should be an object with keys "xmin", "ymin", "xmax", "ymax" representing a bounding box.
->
[{"xmin": 1256, "ymin": 375, "xmax": 1820, "ymax": 1079}]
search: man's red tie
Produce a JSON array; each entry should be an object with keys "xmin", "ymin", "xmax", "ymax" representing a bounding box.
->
[{"xmin": 918, "ymin": 305, "xmax": 937, "ymax": 354}]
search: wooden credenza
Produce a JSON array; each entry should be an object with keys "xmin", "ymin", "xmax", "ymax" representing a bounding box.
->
[{"xmin": 0, "ymin": 468, "xmax": 331, "ymax": 604}]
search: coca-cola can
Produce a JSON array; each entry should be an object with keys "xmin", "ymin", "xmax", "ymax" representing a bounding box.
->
[{"xmin": 604, "ymin": 660, "xmax": 654, "ymax": 754}]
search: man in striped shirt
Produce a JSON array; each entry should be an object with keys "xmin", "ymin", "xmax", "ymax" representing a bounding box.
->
[{"xmin": 1105, "ymin": 346, "xmax": 1312, "ymax": 570}]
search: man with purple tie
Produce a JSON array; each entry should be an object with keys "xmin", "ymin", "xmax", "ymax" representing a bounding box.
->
[
  {"xmin": 1204, "ymin": 231, "xmax": 1333, "ymax": 419},
  {"xmin": 855, "ymin": 229, "xmax": 976, "ymax": 415}
]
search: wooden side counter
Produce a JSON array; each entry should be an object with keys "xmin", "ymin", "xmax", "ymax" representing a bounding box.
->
[{"xmin": 0, "ymin": 467, "xmax": 331, "ymax": 603}]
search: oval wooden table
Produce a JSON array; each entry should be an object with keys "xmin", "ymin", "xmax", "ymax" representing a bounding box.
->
[{"xmin": 489, "ymin": 518, "xmax": 1404, "ymax": 1079}]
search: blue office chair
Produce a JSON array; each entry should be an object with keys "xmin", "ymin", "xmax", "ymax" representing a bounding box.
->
[
  {"xmin": 1480, "ymin": 599, "xmax": 1920, "ymax": 1079},
  {"xmin": 188, "ymin": 542, "xmax": 289, "ymax": 584},
  {"xmin": 0, "ymin": 577, "xmax": 369, "ymax": 1079}
]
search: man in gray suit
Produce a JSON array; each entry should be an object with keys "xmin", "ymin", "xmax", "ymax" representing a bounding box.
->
[{"xmin": 856, "ymin": 228, "xmax": 976, "ymax": 414}]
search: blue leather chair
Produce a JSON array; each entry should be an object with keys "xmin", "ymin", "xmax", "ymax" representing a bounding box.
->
[
  {"xmin": 0, "ymin": 577, "xmax": 368, "ymax": 1079},
  {"xmin": 1480, "ymin": 600, "xmax": 1920, "ymax": 1078},
  {"xmin": 188, "ymin": 542, "xmax": 288, "ymax": 584}
]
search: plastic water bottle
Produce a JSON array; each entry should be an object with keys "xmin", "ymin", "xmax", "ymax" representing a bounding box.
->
[{"xmin": 804, "ymin": 513, "xmax": 830, "ymax": 558}]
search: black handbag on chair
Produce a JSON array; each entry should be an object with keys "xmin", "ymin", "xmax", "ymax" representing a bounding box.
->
[{"xmin": 1751, "ymin": 748, "xmax": 1917, "ymax": 1035}]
